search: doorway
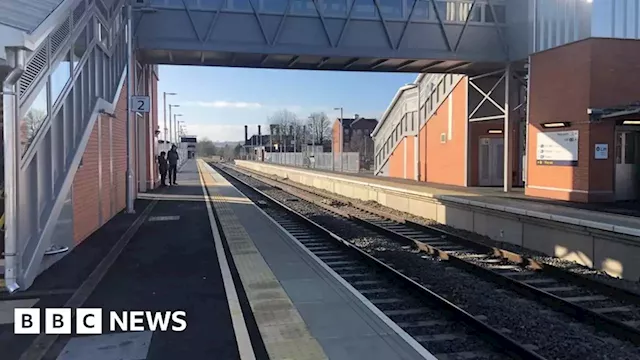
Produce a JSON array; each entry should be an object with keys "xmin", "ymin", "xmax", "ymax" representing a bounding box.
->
[
  {"xmin": 478, "ymin": 137, "xmax": 504, "ymax": 186},
  {"xmin": 615, "ymin": 130, "xmax": 640, "ymax": 201}
]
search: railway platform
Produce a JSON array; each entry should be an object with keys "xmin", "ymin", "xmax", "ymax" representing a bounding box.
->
[
  {"xmin": 0, "ymin": 159, "xmax": 433, "ymax": 360},
  {"xmin": 234, "ymin": 161, "xmax": 640, "ymax": 281}
]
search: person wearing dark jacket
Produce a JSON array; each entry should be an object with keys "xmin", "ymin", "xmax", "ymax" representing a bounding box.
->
[
  {"xmin": 157, "ymin": 151, "xmax": 168, "ymax": 186},
  {"xmin": 167, "ymin": 145, "xmax": 179, "ymax": 185}
]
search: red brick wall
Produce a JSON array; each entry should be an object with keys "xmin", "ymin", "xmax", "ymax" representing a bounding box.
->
[
  {"xmin": 332, "ymin": 120, "xmax": 341, "ymax": 154},
  {"xmin": 526, "ymin": 38, "xmax": 640, "ymax": 202},
  {"xmin": 72, "ymin": 78, "xmax": 133, "ymax": 243},
  {"xmin": 421, "ymin": 78, "xmax": 467, "ymax": 186},
  {"xmin": 72, "ymin": 123, "xmax": 100, "ymax": 243},
  {"xmin": 388, "ymin": 136, "xmax": 406, "ymax": 178}
]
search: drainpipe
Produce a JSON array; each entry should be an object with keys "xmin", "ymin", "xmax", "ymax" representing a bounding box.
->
[{"xmin": 2, "ymin": 48, "xmax": 26, "ymax": 293}]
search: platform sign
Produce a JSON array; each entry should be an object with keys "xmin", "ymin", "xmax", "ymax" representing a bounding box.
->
[
  {"xmin": 595, "ymin": 143, "xmax": 608, "ymax": 160},
  {"xmin": 130, "ymin": 95, "xmax": 150, "ymax": 113},
  {"xmin": 536, "ymin": 130, "xmax": 578, "ymax": 166}
]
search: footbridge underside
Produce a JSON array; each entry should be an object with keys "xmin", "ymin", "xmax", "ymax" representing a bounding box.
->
[{"xmin": 134, "ymin": 0, "xmax": 513, "ymax": 74}]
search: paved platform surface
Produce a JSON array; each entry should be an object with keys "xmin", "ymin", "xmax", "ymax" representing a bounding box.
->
[
  {"xmin": 246, "ymin": 162, "xmax": 640, "ymax": 231},
  {"xmin": 0, "ymin": 159, "xmax": 432, "ymax": 360}
]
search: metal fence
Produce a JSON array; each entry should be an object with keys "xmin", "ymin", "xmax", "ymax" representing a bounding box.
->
[{"xmin": 264, "ymin": 152, "xmax": 361, "ymax": 173}]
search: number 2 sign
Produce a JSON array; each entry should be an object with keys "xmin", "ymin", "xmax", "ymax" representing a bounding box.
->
[{"xmin": 130, "ymin": 95, "xmax": 150, "ymax": 113}]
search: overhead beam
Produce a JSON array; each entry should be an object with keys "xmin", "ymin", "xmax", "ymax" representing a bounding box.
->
[
  {"xmin": 397, "ymin": 60, "xmax": 417, "ymax": 71},
  {"xmin": 288, "ymin": 56, "xmax": 300, "ymax": 68},
  {"xmin": 420, "ymin": 60, "xmax": 445, "ymax": 72},
  {"xmin": 260, "ymin": 54, "xmax": 270, "ymax": 65},
  {"xmin": 168, "ymin": 51, "xmax": 174, "ymax": 62},
  {"xmin": 444, "ymin": 62, "xmax": 471, "ymax": 73},
  {"xmin": 317, "ymin": 57, "xmax": 330, "ymax": 68},
  {"xmin": 343, "ymin": 58, "xmax": 359, "ymax": 70},
  {"xmin": 370, "ymin": 59, "xmax": 388, "ymax": 70}
]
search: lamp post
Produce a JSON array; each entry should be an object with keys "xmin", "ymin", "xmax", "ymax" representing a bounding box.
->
[
  {"xmin": 333, "ymin": 107, "xmax": 344, "ymax": 172},
  {"xmin": 168, "ymin": 104, "xmax": 180, "ymax": 143},
  {"xmin": 174, "ymin": 114, "xmax": 183, "ymax": 145},
  {"xmin": 405, "ymin": 81, "xmax": 421, "ymax": 181},
  {"xmin": 163, "ymin": 92, "xmax": 177, "ymax": 143},
  {"xmin": 177, "ymin": 120, "xmax": 185, "ymax": 141}
]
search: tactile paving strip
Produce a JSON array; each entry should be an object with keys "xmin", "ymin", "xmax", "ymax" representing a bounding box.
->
[{"xmin": 199, "ymin": 162, "xmax": 328, "ymax": 360}]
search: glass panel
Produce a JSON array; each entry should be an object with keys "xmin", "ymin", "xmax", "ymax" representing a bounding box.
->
[
  {"xmin": 411, "ymin": 0, "xmax": 429, "ymax": 20},
  {"xmin": 379, "ymin": 0, "xmax": 401, "ymax": 19},
  {"xmin": 51, "ymin": 53, "xmax": 71, "ymax": 105},
  {"xmin": 261, "ymin": 0, "xmax": 286, "ymax": 12},
  {"xmin": 99, "ymin": 22, "xmax": 109, "ymax": 47},
  {"xmin": 480, "ymin": 143, "xmax": 489, "ymax": 179},
  {"xmin": 616, "ymin": 132, "xmax": 623, "ymax": 164},
  {"xmin": 353, "ymin": 0, "xmax": 377, "ymax": 17},
  {"xmin": 625, "ymin": 132, "xmax": 636, "ymax": 164},
  {"xmin": 73, "ymin": 28, "xmax": 88, "ymax": 69},
  {"xmin": 291, "ymin": 0, "xmax": 315, "ymax": 14},
  {"xmin": 21, "ymin": 83, "xmax": 49, "ymax": 155},
  {"xmin": 434, "ymin": 1, "xmax": 447, "ymax": 21},
  {"xmin": 456, "ymin": 2, "xmax": 480, "ymax": 22},
  {"xmin": 485, "ymin": 4, "xmax": 505, "ymax": 23},
  {"xmin": 226, "ymin": 0, "xmax": 251, "ymax": 10},
  {"xmin": 201, "ymin": 0, "xmax": 225, "ymax": 10},
  {"xmin": 319, "ymin": 0, "xmax": 346, "ymax": 16},
  {"xmin": 496, "ymin": 143, "xmax": 504, "ymax": 177}
]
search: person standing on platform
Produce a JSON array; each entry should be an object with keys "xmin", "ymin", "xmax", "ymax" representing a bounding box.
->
[
  {"xmin": 158, "ymin": 151, "xmax": 168, "ymax": 187},
  {"xmin": 167, "ymin": 145, "xmax": 180, "ymax": 185}
]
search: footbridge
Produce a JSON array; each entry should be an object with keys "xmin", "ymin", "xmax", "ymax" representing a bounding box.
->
[{"xmin": 0, "ymin": 0, "xmax": 578, "ymax": 291}]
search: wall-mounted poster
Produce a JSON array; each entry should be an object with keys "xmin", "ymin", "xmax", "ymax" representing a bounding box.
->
[{"xmin": 536, "ymin": 130, "xmax": 579, "ymax": 166}]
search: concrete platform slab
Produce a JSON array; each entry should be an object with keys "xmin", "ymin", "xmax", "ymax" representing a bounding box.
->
[
  {"xmin": 201, "ymin": 161, "xmax": 432, "ymax": 360},
  {"xmin": 56, "ymin": 332, "xmax": 152, "ymax": 360}
]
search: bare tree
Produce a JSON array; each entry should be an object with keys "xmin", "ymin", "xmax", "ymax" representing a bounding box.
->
[
  {"xmin": 22, "ymin": 109, "xmax": 47, "ymax": 148},
  {"xmin": 267, "ymin": 109, "xmax": 298, "ymax": 136},
  {"xmin": 307, "ymin": 112, "xmax": 331, "ymax": 146}
]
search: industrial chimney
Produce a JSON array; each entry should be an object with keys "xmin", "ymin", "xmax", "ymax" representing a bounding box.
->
[
  {"xmin": 244, "ymin": 125, "xmax": 248, "ymax": 144},
  {"xmin": 257, "ymin": 125, "xmax": 262, "ymax": 146}
]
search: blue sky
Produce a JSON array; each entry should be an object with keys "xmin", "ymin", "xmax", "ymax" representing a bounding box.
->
[{"xmin": 157, "ymin": 65, "xmax": 416, "ymax": 142}]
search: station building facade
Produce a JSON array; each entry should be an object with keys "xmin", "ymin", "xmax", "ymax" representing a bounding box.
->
[{"xmin": 374, "ymin": 0, "xmax": 640, "ymax": 204}]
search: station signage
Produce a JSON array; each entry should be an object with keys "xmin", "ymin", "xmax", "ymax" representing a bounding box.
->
[{"xmin": 536, "ymin": 130, "xmax": 578, "ymax": 166}]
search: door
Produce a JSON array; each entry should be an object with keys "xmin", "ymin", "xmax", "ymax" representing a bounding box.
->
[
  {"xmin": 478, "ymin": 137, "xmax": 504, "ymax": 186},
  {"xmin": 615, "ymin": 131, "xmax": 639, "ymax": 201}
]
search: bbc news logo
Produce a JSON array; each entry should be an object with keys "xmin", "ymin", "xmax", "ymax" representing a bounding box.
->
[{"xmin": 14, "ymin": 308, "xmax": 187, "ymax": 334}]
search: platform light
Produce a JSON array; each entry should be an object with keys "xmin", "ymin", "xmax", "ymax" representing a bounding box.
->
[
  {"xmin": 622, "ymin": 120, "xmax": 640, "ymax": 125},
  {"xmin": 541, "ymin": 122, "xmax": 570, "ymax": 128},
  {"xmin": 487, "ymin": 129, "xmax": 503, "ymax": 134}
]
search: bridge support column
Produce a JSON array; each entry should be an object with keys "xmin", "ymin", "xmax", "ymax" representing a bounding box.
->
[
  {"xmin": 503, "ymin": 63, "xmax": 513, "ymax": 192},
  {"xmin": 2, "ymin": 48, "xmax": 25, "ymax": 293},
  {"xmin": 125, "ymin": 3, "xmax": 136, "ymax": 214}
]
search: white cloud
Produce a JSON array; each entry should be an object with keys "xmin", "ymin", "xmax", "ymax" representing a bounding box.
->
[{"xmin": 183, "ymin": 101, "xmax": 262, "ymax": 109}]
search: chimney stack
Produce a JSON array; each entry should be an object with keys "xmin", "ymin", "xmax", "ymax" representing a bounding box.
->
[
  {"xmin": 244, "ymin": 125, "xmax": 248, "ymax": 144},
  {"xmin": 257, "ymin": 125, "xmax": 262, "ymax": 146}
]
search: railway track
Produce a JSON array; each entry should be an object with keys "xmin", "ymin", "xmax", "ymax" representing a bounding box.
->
[
  {"xmin": 219, "ymin": 164, "xmax": 640, "ymax": 350},
  {"xmin": 213, "ymin": 164, "xmax": 543, "ymax": 360}
]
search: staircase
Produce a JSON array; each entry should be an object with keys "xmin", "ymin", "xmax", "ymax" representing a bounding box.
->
[
  {"xmin": 2, "ymin": 0, "xmax": 129, "ymax": 291},
  {"xmin": 375, "ymin": 73, "xmax": 465, "ymax": 175}
]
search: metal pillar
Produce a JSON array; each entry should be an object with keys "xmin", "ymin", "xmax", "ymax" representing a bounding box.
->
[
  {"xmin": 416, "ymin": 81, "xmax": 421, "ymax": 181},
  {"xmin": 524, "ymin": 59, "xmax": 531, "ymax": 186},
  {"xmin": 339, "ymin": 107, "xmax": 344, "ymax": 172},
  {"xmin": 3, "ymin": 49, "xmax": 26, "ymax": 293},
  {"xmin": 503, "ymin": 63, "xmax": 513, "ymax": 192},
  {"xmin": 163, "ymin": 93, "xmax": 167, "ymax": 142},
  {"xmin": 125, "ymin": 4, "xmax": 136, "ymax": 214}
]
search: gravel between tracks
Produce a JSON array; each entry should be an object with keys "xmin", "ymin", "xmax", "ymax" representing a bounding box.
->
[
  {"xmin": 264, "ymin": 174, "xmax": 640, "ymax": 295},
  {"xmin": 221, "ymin": 167, "xmax": 640, "ymax": 360}
]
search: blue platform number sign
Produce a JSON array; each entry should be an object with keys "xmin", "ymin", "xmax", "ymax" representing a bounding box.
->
[{"xmin": 130, "ymin": 95, "xmax": 150, "ymax": 113}]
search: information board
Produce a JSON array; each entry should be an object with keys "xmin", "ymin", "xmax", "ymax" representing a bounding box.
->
[{"xmin": 536, "ymin": 130, "xmax": 578, "ymax": 166}]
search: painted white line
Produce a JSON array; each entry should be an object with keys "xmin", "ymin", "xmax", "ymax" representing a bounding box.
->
[
  {"xmin": 197, "ymin": 162, "xmax": 256, "ymax": 360},
  {"xmin": 203, "ymin": 163, "xmax": 437, "ymax": 360}
]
